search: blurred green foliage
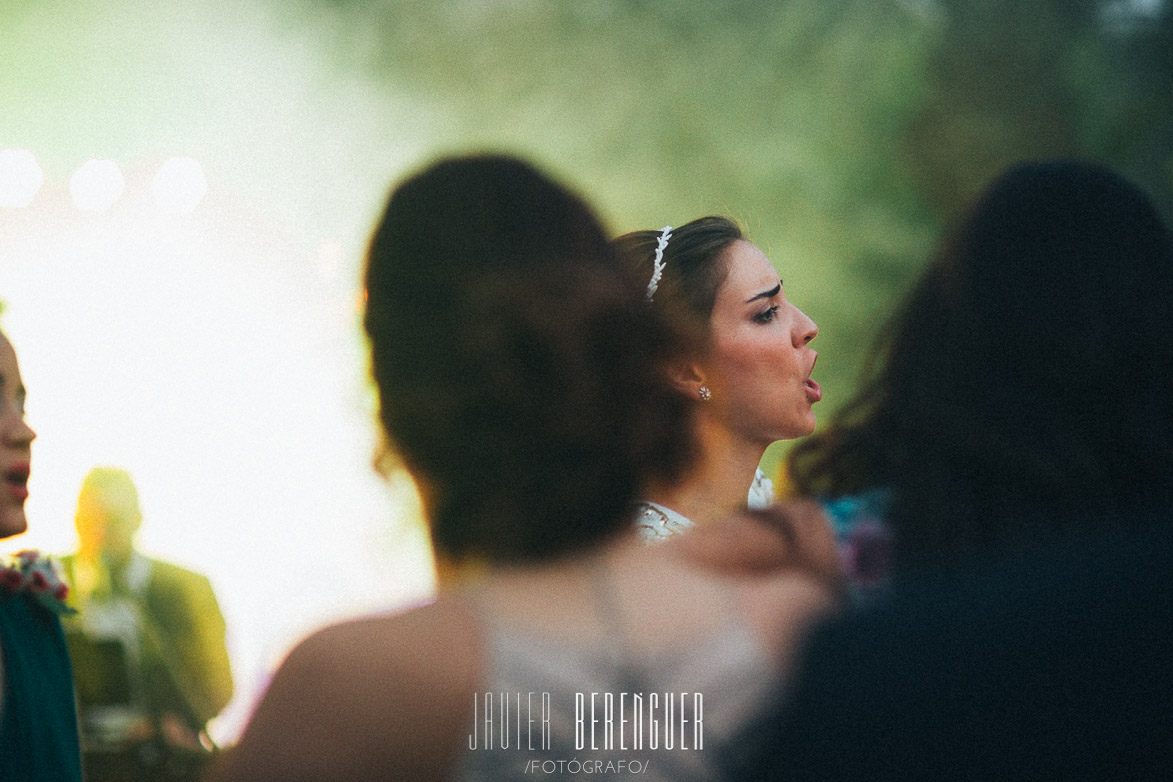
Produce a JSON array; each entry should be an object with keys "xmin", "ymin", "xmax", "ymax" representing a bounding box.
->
[{"xmin": 292, "ymin": 0, "xmax": 1171, "ymax": 472}]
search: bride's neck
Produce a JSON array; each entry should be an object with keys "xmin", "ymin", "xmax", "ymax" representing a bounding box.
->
[{"xmin": 643, "ymin": 419, "xmax": 766, "ymax": 527}]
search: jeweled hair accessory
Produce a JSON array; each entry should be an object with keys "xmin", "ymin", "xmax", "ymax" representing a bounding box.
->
[{"xmin": 645, "ymin": 225, "xmax": 673, "ymax": 301}]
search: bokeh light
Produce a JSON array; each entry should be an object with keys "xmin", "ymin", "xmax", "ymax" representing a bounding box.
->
[
  {"xmin": 151, "ymin": 156, "xmax": 208, "ymax": 214},
  {"xmin": 69, "ymin": 159, "xmax": 126, "ymax": 212},
  {"xmin": 0, "ymin": 148, "xmax": 45, "ymax": 208}
]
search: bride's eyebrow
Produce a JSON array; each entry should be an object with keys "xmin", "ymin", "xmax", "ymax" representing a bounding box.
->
[{"xmin": 744, "ymin": 282, "xmax": 782, "ymax": 304}]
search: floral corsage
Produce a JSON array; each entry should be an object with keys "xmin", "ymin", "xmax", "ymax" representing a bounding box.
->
[{"xmin": 0, "ymin": 550, "xmax": 76, "ymax": 616}]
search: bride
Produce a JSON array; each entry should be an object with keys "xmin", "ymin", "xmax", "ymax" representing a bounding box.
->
[{"xmin": 613, "ymin": 218, "xmax": 821, "ymax": 540}]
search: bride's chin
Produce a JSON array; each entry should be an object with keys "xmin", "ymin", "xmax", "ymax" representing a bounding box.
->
[
  {"xmin": 791, "ymin": 412, "xmax": 818, "ymax": 439},
  {"xmin": 797, "ymin": 412, "xmax": 816, "ymax": 438}
]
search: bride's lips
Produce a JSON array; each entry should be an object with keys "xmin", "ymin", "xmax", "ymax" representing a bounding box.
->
[
  {"xmin": 804, "ymin": 354, "xmax": 822, "ymax": 403},
  {"xmin": 4, "ymin": 462, "xmax": 30, "ymax": 502}
]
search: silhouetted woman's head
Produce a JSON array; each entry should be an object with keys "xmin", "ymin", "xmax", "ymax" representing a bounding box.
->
[
  {"xmin": 364, "ymin": 155, "xmax": 692, "ymax": 565},
  {"xmin": 790, "ymin": 160, "xmax": 1173, "ymax": 564}
]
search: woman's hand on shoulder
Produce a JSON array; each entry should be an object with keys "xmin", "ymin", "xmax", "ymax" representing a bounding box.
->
[
  {"xmin": 663, "ymin": 501, "xmax": 847, "ymax": 669},
  {"xmin": 666, "ymin": 500, "xmax": 845, "ymax": 597}
]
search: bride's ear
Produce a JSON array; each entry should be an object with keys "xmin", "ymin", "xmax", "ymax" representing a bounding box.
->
[{"xmin": 666, "ymin": 361, "xmax": 707, "ymax": 399}]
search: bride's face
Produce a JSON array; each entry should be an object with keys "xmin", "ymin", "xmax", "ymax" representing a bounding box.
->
[{"xmin": 699, "ymin": 240, "xmax": 820, "ymax": 445}]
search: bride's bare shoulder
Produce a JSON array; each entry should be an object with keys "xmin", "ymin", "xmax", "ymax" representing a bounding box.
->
[{"xmin": 211, "ymin": 596, "xmax": 481, "ymax": 782}]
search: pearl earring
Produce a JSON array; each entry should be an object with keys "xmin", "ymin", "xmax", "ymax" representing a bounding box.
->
[{"xmin": 698, "ymin": 385, "xmax": 712, "ymax": 401}]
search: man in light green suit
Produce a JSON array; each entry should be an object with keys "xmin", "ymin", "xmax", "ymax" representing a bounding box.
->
[{"xmin": 59, "ymin": 466, "xmax": 233, "ymax": 781}]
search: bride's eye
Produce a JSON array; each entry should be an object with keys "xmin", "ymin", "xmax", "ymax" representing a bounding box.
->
[{"xmin": 753, "ymin": 305, "xmax": 780, "ymax": 324}]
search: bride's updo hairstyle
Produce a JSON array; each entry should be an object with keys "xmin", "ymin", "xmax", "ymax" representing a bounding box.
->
[
  {"xmin": 613, "ymin": 215, "xmax": 744, "ymax": 340},
  {"xmin": 364, "ymin": 155, "xmax": 693, "ymax": 564}
]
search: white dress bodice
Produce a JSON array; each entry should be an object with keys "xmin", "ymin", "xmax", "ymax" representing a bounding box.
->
[{"xmin": 634, "ymin": 469, "xmax": 775, "ymax": 543}]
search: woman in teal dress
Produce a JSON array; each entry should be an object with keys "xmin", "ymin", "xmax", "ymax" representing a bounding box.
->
[{"xmin": 0, "ymin": 328, "xmax": 83, "ymax": 781}]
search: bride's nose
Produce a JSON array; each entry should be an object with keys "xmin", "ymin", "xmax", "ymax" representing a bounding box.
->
[{"xmin": 792, "ymin": 306, "xmax": 817, "ymax": 347}]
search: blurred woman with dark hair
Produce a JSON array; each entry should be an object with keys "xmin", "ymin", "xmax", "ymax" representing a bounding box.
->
[
  {"xmin": 613, "ymin": 217, "xmax": 821, "ymax": 540},
  {"xmin": 211, "ymin": 155, "xmax": 833, "ymax": 782},
  {"xmin": 786, "ymin": 159, "xmax": 1173, "ymax": 596},
  {"xmin": 730, "ymin": 159, "xmax": 1173, "ymax": 781}
]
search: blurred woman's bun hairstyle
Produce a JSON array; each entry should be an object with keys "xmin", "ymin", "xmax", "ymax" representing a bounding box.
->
[{"xmin": 364, "ymin": 154, "xmax": 694, "ymax": 564}]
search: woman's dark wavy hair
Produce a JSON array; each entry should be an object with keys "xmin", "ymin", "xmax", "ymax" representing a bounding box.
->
[
  {"xmin": 789, "ymin": 160, "xmax": 1173, "ymax": 567},
  {"xmin": 364, "ymin": 154, "xmax": 694, "ymax": 564},
  {"xmin": 612, "ymin": 216, "xmax": 744, "ymax": 340}
]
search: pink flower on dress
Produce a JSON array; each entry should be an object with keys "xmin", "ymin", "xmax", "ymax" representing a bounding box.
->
[
  {"xmin": 29, "ymin": 569, "xmax": 50, "ymax": 593},
  {"xmin": 0, "ymin": 550, "xmax": 74, "ymax": 615},
  {"xmin": 0, "ymin": 565, "xmax": 25, "ymax": 590}
]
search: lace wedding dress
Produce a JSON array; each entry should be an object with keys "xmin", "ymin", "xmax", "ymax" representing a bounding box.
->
[{"xmin": 634, "ymin": 469, "xmax": 774, "ymax": 542}]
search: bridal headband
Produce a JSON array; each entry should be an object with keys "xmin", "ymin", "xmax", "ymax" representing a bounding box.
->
[{"xmin": 645, "ymin": 225, "xmax": 673, "ymax": 301}]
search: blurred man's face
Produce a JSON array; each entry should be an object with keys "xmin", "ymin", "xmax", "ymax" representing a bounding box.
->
[{"xmin": 75, "ymin": 484, "xmax": 140, "ymax": 562}]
